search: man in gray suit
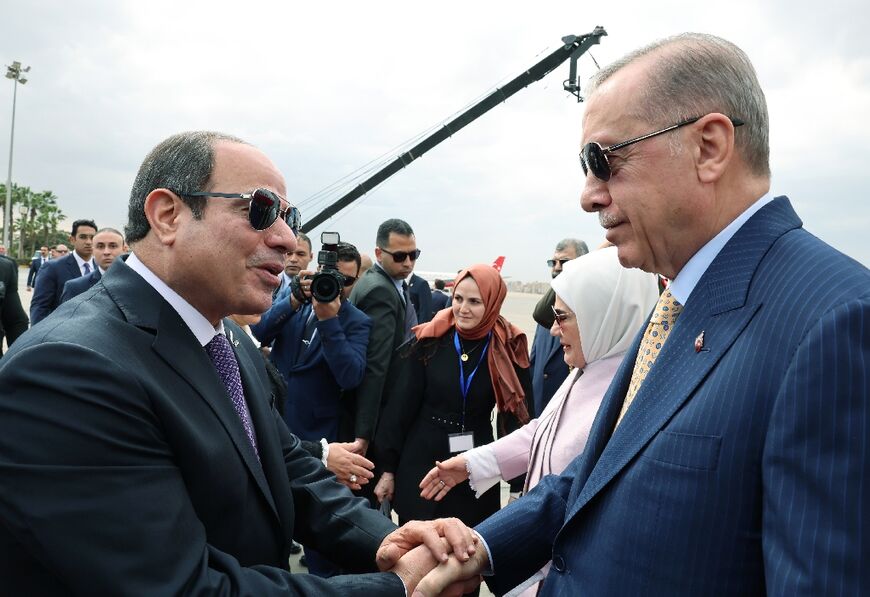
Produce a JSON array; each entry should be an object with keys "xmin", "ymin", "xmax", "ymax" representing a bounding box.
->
[{"xmin": 346, "ymin": 219, "xmax": 419, "ymax": 458}]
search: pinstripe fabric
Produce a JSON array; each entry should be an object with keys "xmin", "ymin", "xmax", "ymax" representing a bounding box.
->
[{"xmin": 477, "ymin": 197, "xmax": 870, "ymax": 596}]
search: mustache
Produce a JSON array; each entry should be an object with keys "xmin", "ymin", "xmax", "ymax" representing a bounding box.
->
[{"xmin": 599, "ymin": 211, "xmax": 621, "ymax": 228}]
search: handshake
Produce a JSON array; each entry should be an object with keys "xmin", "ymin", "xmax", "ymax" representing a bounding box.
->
[{"xmin": 375, "ymin": 518, "xmax": 490, "ymax": 596}]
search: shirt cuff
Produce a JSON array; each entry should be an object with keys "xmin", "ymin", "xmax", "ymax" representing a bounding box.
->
[
  {"xmin": 465, "ymin": 445, "xmax": 502, "ymax": 498},
  {"xmin": 473, "ymin": 530, "xmax": 495, "ymax": 576},
  {"xmin": 320, "ymin": 438, "xmax": 329, "ymax": 468}
]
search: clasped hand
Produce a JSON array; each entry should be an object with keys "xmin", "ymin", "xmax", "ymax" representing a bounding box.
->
[{"xmin": 377, "ymin": 518, "xmax": 487, "ymax": 596}]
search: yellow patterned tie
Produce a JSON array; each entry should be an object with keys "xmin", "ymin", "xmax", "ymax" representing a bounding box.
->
[{"xmin": 616, "ymin": 290, "xmax": 683, "ymax": 426}]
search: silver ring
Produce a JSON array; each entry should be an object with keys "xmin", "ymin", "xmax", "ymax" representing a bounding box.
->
[
  {"xmin": 350, "ymin": 474, "xmax": 358, "ymax": 483},
  {"xmin": 439, "ymin": 480, "xmax": 446, "ymax": 487}
]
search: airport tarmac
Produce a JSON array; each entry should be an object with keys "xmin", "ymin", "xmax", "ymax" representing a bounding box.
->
[{"xmin": 8, "ymin": 266, "xmax": 542, "ymax": 591}]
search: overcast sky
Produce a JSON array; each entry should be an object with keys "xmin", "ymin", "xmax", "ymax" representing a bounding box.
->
[{"xmin": 1, "ymin": 0, "xmax": 867, "ymax": 281}]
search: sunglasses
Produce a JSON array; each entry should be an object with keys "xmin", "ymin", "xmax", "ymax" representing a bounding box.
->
[
  {"xmin": 56, "ymin": 249, "xmax": 69, "ymax": 254},
  {"xmin": 343, "ymin": 275, "xmax": 357, "ymax": 287},
  {"xmin": 177, "ymin": 188, "xmax": 302, "ymax": 235},
  {"xmin": 580, "ymin": 116, "xmax": 745, "ymax": 182},
  {"xmin": 551, "ymin": 305, "xmax": 574, "ymax": 329},
  {"xmin": 547, "ymin": 258, "xmax": 572, "ymax": 268},
  {"xmin": 380, "ymin": 247, "xmax": 421, "ymax": 262}
]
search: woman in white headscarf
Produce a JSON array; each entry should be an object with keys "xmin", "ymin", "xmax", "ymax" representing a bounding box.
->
[{"xmin": 418, "ymin": 246, "xmax": 658, "ymax": 596}]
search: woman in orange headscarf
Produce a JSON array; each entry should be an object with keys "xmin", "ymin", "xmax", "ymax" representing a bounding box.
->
[{"xmin": 373, "ymin": 263, "xmax": 531, "ymax": 530}]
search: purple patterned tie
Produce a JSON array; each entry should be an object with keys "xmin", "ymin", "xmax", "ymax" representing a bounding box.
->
[{"xmin": 205, "ymin": 333, "xmax": 259, "ymax": 459}]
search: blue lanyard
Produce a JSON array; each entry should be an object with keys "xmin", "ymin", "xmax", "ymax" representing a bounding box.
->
[{"xmin": 454, "ymin": 331, "xmax": 490, "ymax": 431}]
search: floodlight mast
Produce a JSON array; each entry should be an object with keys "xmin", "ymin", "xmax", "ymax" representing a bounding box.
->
[
  {"xmin": 301, "ymin": 27, "xmax": 606, "ymax": 233},
  {"xmin": 4, "ymin": 61, "xmax": 31, "ymax": 250}
]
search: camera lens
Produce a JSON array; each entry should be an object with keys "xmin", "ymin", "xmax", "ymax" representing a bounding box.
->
[{"xmin": 310, "ymin": 271, "xmax": 342, "ymax": 303}]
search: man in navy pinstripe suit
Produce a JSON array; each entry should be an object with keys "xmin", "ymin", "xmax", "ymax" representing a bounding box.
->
[{"xmin": 411, "ymin": 33, "xmax": 869, "ymax": 596}]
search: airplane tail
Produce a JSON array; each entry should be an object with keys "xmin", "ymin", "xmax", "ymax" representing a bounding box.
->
[{"xmin": 491, "ymin": 256, "xmax": 506, "ymax": 272}]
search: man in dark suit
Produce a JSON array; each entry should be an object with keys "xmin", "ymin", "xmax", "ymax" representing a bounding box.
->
[
  {"xmin": 0, "ymin": 255, "xmax": 28, "ymax": 355},
  {"xmin": 59, "ymin": 227, "xmax": 126, "ymax": 304},
  {"xmin": 25, "ymin": 245, "xmax": 49, "ymax": 291},
  {"xmin": 346, "ymin": 218, "xmax": 418, "ymax": 458},
  {"xmin": 529, "ymin": 238, "xmax": 588, "ymax": 416},
  {"xmin": 29, "ymin": 218, "xmax": 97, "ymax": 325},
  {"xmin": 414, "ymin": 33, "xmax": 869, "ymax": 597},
  {"xmin": 0, "ymin": 131, "xmax": 473, "ymax": 594},
  {"xmin": 407, "ymin": 272, "xmax": 433, "ymax": 324},
  {"xmin": 430, "ymin": 278, "xmax": 449, "ymax": 316}
]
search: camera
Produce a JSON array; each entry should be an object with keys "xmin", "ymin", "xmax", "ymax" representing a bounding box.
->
[{"xmin": 309, "ymin": 231, "xmax": 345, "ymax": 303}]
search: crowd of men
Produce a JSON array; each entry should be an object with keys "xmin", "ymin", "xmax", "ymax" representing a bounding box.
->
[{"xmin": 0, "ymin": 31, "xmax": 867, "ymax": 596}]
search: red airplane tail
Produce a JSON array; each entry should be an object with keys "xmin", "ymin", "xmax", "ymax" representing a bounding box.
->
[{"xmin": 491, "ymin": 256, "xmax": 506, "ymax": 272}]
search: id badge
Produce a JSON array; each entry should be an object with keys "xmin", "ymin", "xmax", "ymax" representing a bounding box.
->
[{"xmin": 448, "ymin": 432, "xmax": 474, "ymax": 454}]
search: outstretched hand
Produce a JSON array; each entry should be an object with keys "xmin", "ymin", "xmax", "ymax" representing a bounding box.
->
[
  {"xmin": 376, "ymin": 518, "xmax": 477, "ymax": 572},
  {"xmin": 419, "ymin": 457, "xmax": 469, "ymax": 501}
]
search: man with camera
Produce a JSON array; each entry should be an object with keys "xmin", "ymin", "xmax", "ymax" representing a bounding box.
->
[
  {"xmin": 253, "ymin": 235, "xmax": 370, "ymax": 450},
  {"xmin": 252, "ymin": 235, "xmax": 373, "ymax": 577}
]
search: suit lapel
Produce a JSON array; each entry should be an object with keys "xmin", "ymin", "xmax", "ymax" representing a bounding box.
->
[
  {"xmin": 300, "ymin": 329, "xmax": 323, "ymax": 365},
  {"xmin": 565, "ymin": 196, "xmax": 803, "ymax": 521},
  {"xmin": 103, "ymin": 263, "xmax": 281, "ymax": 520},
  {"xmin": 566, "ymin": 301, "xmax": 761, "ymax": 519},
  {"xmin": 64, "ymin": 254, "xmax": 81, "ymax": 278}
]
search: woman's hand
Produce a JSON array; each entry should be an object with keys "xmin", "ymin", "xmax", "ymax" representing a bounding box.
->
[
  {"xmin": 419, "ymin": 456, "xmax": 469, "ymax": 501},
  {"xmin": 374, "ymin": 472, "xmax": 396, "ymax": 504},
  {"xmin": 326, "ymin": 442, "xmax": 375, "ymax": 491}
]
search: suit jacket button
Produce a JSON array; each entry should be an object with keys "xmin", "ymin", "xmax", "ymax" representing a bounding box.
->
[
  {"xmin": 543, "ymin": 373, "xmax": 549, "ymax": 379},
  {"xmin": 552, "ymin": 554, "xmax": 566, "ymax": 573}
]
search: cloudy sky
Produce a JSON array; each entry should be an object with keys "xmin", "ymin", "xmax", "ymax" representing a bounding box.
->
[{"xmin": 1, "ymin": 0, "xmax": 867, "ymax": 281}]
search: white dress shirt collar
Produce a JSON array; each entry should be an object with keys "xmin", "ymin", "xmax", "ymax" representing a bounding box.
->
[
  {"xmin": 126, "ymin": 252, "xmax": 224, "ymax": 347},
  {"xmin": 71, "ymin": 250, "xmax": 95, "ymax": 276},
  {"xmin": 669, "ymin": 193, "xmax": 774, "ymax": 305}
]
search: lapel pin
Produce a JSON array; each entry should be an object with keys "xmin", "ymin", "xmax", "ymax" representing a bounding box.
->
[
  {"xmin": 228, "ymin": 329, "xmax": 239, "ymax": 348},
  {"xmin": 694, "ymin": 331, "xmax": 705, "ymax": 353}
]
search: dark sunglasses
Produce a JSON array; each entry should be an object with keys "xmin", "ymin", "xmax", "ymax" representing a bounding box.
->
[
  {"xmin": 580, "ymin": 116, "xmax": 745, "ymax": 182},
  {"xmin": 343, "ymin": 275, "xmax": 357, "ymax": 287},
  {"xmin": 551, "ymin": 305, "xmax": 573, "ymax": 328},
  {"xmin": 547, "ymin": 258, "xmax": 572, "ymax": 268},
  {"xmin": 380, "ymin": 247, "xmax": 421, "ymax": 262},
  {"xmin": 176, "ymin": 188, "xmax": 302, "ymax": 235}
]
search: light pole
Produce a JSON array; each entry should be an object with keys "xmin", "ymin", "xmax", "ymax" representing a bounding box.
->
[{"xmin": 4, "ymin": 60, "xmax": 30, "ymax": 253}]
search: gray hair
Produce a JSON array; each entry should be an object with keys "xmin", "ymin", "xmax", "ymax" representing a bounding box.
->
[
  {"xmin": 587, "ymin": 33, "xmax": 769, "ymax": 177},
  {"xmin": 554, "ymin": 238, "xmax": 589, "ymax": 258},
  {"xmin": 125, "ymin": 131, "xmax": 248, "ymax": 244}
]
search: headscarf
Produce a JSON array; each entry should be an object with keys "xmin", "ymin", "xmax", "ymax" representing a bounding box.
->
[
  {"xmin": 550, "ymin": 246, "xmax": 659, "ymax": 365},
  {"xmin": 413, "ymin": 263, "xmax": 530, "ymax": 423}
]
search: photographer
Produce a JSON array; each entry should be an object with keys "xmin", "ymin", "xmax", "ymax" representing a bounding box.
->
[{"xmin": 250, "ymin": 237, "xmax": 372, "ymax": 578}]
